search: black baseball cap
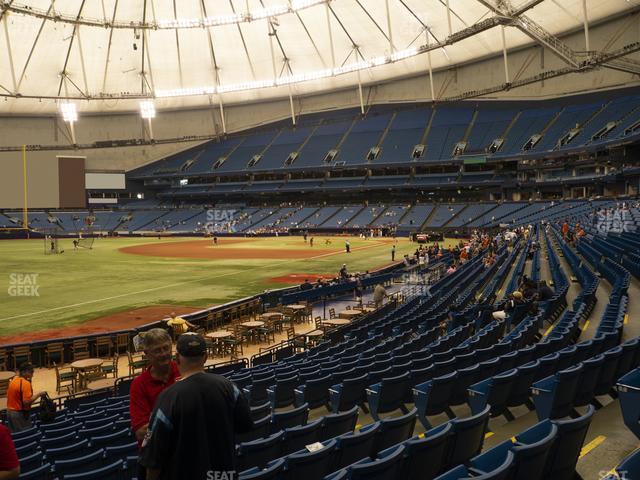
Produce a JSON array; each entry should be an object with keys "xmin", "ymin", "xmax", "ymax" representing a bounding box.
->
[{"xmin": 176, "ymin": 333, "xmax": 207, "ymax": 357}]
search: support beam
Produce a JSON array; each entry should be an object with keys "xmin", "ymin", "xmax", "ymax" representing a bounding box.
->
[
  {"xmin": 385, "ymin": 0, "xmax": 394, "ymax": 53},
  {"xmin": 325, "ymin": 2, "xmax": 335, "ymax": 70},
  {"xmin": 501, "ymin": 25, "xmax": 510, "ymax": 84},
  {"xmin": 514, "ymin": 16, "xmax": 580, "ymax": 68},
  {"xmin": 445, "ymin": 0, "xmax": 453, "ymax": 36},
  {"xmin": 582, "ymin": 0, "xmax": 590, "ymax": 51},
  {"xmin": 426, "ymin": 30, "xmax": 435, "ymax": 101},
  {"xmin": 2, "ymin": 15, "xmax": 18, "ymax": 93}
]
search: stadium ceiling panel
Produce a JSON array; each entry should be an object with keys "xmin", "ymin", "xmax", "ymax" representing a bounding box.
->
[{"xmin": 0, "ymin": 0, "xmax": 636, "ymax": 113}]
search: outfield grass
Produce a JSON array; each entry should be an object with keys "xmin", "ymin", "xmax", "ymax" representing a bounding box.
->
[{"xmin": 0, "ymin": 235, "xmax": 423, "ymax": 335}]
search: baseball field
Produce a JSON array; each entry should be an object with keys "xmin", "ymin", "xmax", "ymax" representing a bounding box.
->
[{"xmin": 0, "ymin": 235, "xmax": 420, "ymax": 342}]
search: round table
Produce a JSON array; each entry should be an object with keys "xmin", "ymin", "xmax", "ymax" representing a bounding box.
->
[
  {"xmin": 87, "ymin": 378, "xmax": 115, "ymax": 391},
  {"xmin": 261, "ymin": 312, "xmax": 283, "ymax": 320},
  {"xmin": 338, "ymin": 310, "xmax": 361, "ymax": 320},
  {"xmin": 0, "ymin": 371, "xmax": 15, "ymax": 382},
  {"xmin": 354, "ymin": 307, "xmax": 375, "ymax": 313},
  {"xmin": 206, "ymin": 331, "xmax": 232, "ymax": 339},
  {"xmin": 323, "ymin": 319, "xmax": 351, "ymax": 326},
  {"xmin": 288, "ymin": 305, "xmax": 307, "ymax": 310},
  {"xmin": 71, "ymin": 358, "xmax": 103, "ymax": 390},
  {"xmin": 71, "ymin": 359, "xmax": 103, "ymax": 370},
  {"xmin": 241, "ymin": 321, "xmax": 265, "ymax": 328}
]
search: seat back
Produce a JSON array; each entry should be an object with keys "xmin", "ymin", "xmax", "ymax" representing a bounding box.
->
[
  {"xmin": 55, "ymin": 449, "xmax": 106, "ymax": 476},
  {"xmin": 507, "ymin": 361, "xmax": 539, "ymax": 408},
  {"xmin": 374, "ymin": 408, "xmax": 417, "ymax": 453},
  {"xmin": 545, "ymin": 405, "xmax": 595, "ymax": 480},
  {"xmin": 594, "ymin": 346, "xmax": 623, "ymax": 396},
  {"xmin": 349, "ymin": 444, "xmax": 405, "ymax": 480},
  {"xmin": 237, "ymin": 415, "xmax": 271, "ymax": 444},
  {"xmin": 573, "ymin": 355, "xmax": 604, "ymax": 406},
  {"xmin": 400, "ymin": 422, "xmax": 452, "ymax": 480},
  {"xmin": 319, "ymin": 406, "xmax": 359, "ymax": 442},
  {"xmin": 271, "ymin": 403, "xmax": 309, "ymax": 432},
  {"xmin": 237, "ymin": 431, "xmax": 285, "ymax": 471},
  {"xmin": 61, "ymin": 459, "xmax": 124, "ymax": 480},
  {"xmin": 286, "ymin": 440, "xmax": 337, "ymax": 479},
  {"xmin": 449, "ymin": 405, "xmax": 490, "ymax": 467},
  {"xmin": 485, "ymin": 368, "xmax": 518, "ymax": 417},
  {"xmin": 282, "ymin": 418, "xmax": 323, "ymax": 455},
  {"xmin": 511, "ymin": 422, "xmax": 558, "ymax": 480},
  {"xmin": 335, "ymin": 422, "xmax": 381, "ymax": 469}
]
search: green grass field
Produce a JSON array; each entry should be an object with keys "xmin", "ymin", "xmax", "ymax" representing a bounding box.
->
[{"xmin": 0, "ymin": 235, "xmax": 421, "ymax": 336}]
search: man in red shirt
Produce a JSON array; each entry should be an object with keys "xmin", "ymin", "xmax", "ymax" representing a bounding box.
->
[
  {"xmin": 0, "ymin": 424, "xmax": 20, "ymax": 479},
  {"xmin": 130, "ymin": 328, "xmax": 180, "ymax": 480}
]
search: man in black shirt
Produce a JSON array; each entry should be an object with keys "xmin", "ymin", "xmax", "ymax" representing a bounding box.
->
[{"xmin": 140, "ymin": 333, "xmax": 253, "ymax": 480}]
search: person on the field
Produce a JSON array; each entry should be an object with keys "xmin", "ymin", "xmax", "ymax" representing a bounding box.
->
[
  {"xmin": 309, "ymin": 237, "xmax": 314, "ymax": 247},
  {"xmin": 391, "ymin": 245, "xmax": 396, "ymax": 261},
  {"xmin": 345, "ymin": 239, "xmax": 350, "ymax": 253}
]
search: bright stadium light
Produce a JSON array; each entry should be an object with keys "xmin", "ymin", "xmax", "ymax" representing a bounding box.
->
[
  {"xmin": 155, "ymin": 46, "xmax": 426, "ymax": 99},
  {"xmin": 139, "ymin": 100, "xmax": 156, "ymax": 119},
  {"xmin": 139, "ymin": 100, "xmax": 156, "ymax": 140},
  {"xmin": 59, "ymin": 102, "xmax": 78, "ymax": 144},
  {"xmin": 60, "ymin": 102, "xmax": 78, "ymax": 122}
]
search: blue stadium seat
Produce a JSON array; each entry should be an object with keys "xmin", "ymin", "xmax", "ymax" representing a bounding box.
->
[
  {"xmin": 267, "ymin": 374, "xmax": 300, "ymax": 409},
  {"xmin": 573, "ymin": 354, "xmax": 605, "ymax": 407},
  {"xmin": 54, "ymin": 449, "xmax": 106, "ymax": 476},
  {"xmin": 482, "ymin": 421, "xmax": 557, "ymax": 480},
  {"xmin": 271, "ymin": 403, "xmax": 310, "ymax": 432},
  {"xmin": 603, "ymin": 447, "xmax": 640, "ymax": 480},
  {"xmin": 283, "ymin": 418, "xmax": 323, "ymax": 456},
  {"xmin": 40, "ymin": 432, "xmax": 78, "ymax": 450},
  {"xmin": 506, "ymin": 361, "xmax": 539, "ymax": 412},
  {"xmin": 15, "ymin": 442, "xmax": 39, "ymax": 459},
  {"xmin": 245, "ymin": 375, "xmax": 276, "ymax": 407},
  {"xmin": 593, "ymin": 346, "xmax": 623, "ymax": 400},
  {"xmin": 413, "ymin": 371, "xmax": 457, "ymax": 429},
  {"xmin": 531, "ymin": 364, "xmax": 583, "ymax": 420},
  {"xmin": 468, "ymin": 368, "xmax": 518, "ymax": 421},
  {"xmin": 345, "ymin": 444, "xmax": 405, "ymax": 480},
  {"xmin": 18, "ymin": 450, "xmax": 44, "ymax": 473},
  {"xmin": 46, "ymin": 439, "xmax": 91, "ymax": 463},
  {"xmin": 389, "ymin": 421, "xmax": 453, "ymax": 480},
  {"xmin": 542, "ymin": 405, "xmax": 595, "ymax": 479},
  {"xmin": 237, "ymin": 431, "xmax": 285, "ymax": 471},
  {"xmin": 448, "ymin": 405, "xmax": 491, "ymax": 467},
  {"xmin": 318, "ymin": 406, "xmax": 359, "ymax": 442},
  {"xmin": 373, "ymin": 408, "xmax": 417, "ymax": 453},
  {"xmin": 294, "ymin": 374, "xmax": 333, "ymax": 409},
  {"xmin": 617, "ymin": 368, "xmax": 640, "ymax": 440},
  {"xmin": 435, "ymin": 451, "xmax": 514, "ymax": 480},
  {"xmin": 366, "ymin": 371, "xmax": 411, "ymax": 421},
  {"xmin": 13, "ymin": 432, "xmax": 41, "ymax": 449},
  {"xmin": 18, "ymin": 462, "xmax": 52, "ymax": 480},
  {"xmin": 104, "ymin": 442, "xmax": 138, "ymax": 460},
  {"xmin": 333, "ymin": 422, "xmax": 381, "ymax": 469},
  {"xmin": 329, "ymin": 374, "xmax": 370, "ymax": 413},
  {"xmin": 90, "ymin": 428, "xmax": 133, "ymax": 449},
  {"xmin": 280, "ymin": 439, "xmax": 338, "ymax": 480},
  {"xmin": 239, "ymin": 458, "xmax": 286, "ymax": 480},
  {"xmin": 63, "ymin": 459, "xmax": 124, "ymax": 480},
  {"xmin": 237, "ymin": 415, "xmax": 272, "ymax": 444},
  {"xmin": 250, "ymin": 402, "xmax": 272, "ymax": 422}
]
